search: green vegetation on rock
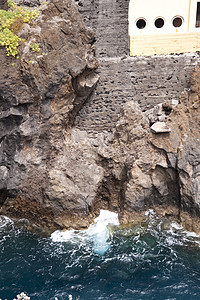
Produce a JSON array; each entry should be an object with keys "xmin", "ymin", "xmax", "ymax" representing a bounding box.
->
[
  {"xmin": 0, "ymin": 0, "xmax": 39, "ymax": 57},
  {"xmin": 30, "ymin": 42, "xmax": 40, "ymax": 52}
]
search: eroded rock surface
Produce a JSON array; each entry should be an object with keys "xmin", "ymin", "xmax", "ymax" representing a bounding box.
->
[
  {"xmin": 0, "ymin": 0, "xmax": 99, "ymax": 229},
  {"xmin": 1, "ymin": 0, "xmax": 200, "ymax": 233},
  {"xmin": 75, "ymin": 0, "xmax": 200, "ymax": 135},
  {"xmin": 83, "ymin": 64, "xmax": 200, "ymax": 233}
]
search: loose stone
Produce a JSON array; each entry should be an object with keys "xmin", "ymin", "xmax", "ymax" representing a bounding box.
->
[{"xmin": 150, "ymin": 122, "xmax": 171, "ymax": 133}]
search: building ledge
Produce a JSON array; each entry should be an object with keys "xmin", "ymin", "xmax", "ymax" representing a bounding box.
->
[{"xmin": 130, "ymin": 32, "xmax": 200, "ymax": 56}]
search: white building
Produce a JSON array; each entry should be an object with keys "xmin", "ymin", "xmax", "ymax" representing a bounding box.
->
[{"xmin": 129, "ymin": 0, "xmax": 200, "ymax": 56}]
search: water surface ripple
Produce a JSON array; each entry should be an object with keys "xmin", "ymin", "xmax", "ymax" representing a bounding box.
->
[{"xmin": 1, "ymin": 211, "xmax": 200, "ymax": 300}]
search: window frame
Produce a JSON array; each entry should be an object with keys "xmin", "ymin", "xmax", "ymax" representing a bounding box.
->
[{"xmin": 135, "ymin": 18, "xmax": 147, "ymax": 29}]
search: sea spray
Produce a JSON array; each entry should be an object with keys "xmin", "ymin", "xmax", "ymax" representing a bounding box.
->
[
  {"xmin": 51, "ymin": 210, "xmax": 119, "ymax": 255},
  {"xmin": 87, "ymin": 210, "xmax": 120, "ymax": 255},
  {"xmin": 2, "ymin": 210, "xmax": 200, "ymax": 299},
  {"xmin": 0, "ymin": 215, "xmax": 14, "ymax": 229}
]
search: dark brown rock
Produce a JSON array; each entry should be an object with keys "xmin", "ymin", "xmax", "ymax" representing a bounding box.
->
[
  {"xmin": 1, "ymin": 0, "xmax": 200, "ymax": 234},
  {"xmin": 0, "ymin": 0, "xmax": 8, "ymax": 9},
  {"xmin": 0, "ymin": 0, "xmax": 99, "ymax": 230}
]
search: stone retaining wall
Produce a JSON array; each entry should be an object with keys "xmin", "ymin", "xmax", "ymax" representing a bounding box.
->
[
  {"xmin": 77, "ymin": 0, "xmax": 129, "ymax": 58},
  {"xmin": 75, "ymin": 0, "xmax": 200, "ymax": 135}
]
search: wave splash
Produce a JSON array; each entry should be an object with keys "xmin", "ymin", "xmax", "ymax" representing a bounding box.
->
[
  {"xmin": 2, "ymin": 210, "xmax": 200, "ymax": 299},
  {"xmin": 51, "ymin": 210, "xmax": 120, "ymax": 255}
]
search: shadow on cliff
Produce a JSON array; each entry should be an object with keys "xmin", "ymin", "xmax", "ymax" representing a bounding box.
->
[{"xmin": 0, "ymin": 0, "xmax": 200, "ymax": 233}]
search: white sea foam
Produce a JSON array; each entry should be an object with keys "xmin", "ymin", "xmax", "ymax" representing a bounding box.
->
[
  {"xmin": 183, "ymin": 231, "xmax": 200, "ymax": 238},
  {"xmin": 145, "ymin": 209, "xmax": 156, "ymax": 217},
  {"xmin": 51, "ymin": 210, "xmax": 119, "ymax": 255},
  {"xmin": 170, "ymin": 222, "xmax": 183, "ymax": 231},
  {"xmin": 0, "ymin": 215, "xmax": 13, "ymax": 229},
  {"xmin": 51, "ymin": 229, "xmax": 77, "ymax": 243},
  {"xmin": 87, "ymin": 210, "xmax": 119, "ymax": 255},
  {"xmin": 163, "ymin": 220, "xmax": 200, "ymax": 247}
]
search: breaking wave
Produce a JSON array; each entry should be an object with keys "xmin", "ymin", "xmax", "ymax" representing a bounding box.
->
[
  {"xmin": 51, "ymin": 210, "xmax": 120, "ymax": 255},
  {"xmin": 1, "ymin": 210, "xmax": 200, "ymax": 299}
]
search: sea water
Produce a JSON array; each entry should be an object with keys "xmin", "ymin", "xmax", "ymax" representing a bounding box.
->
[
  {"xmin": 51, "ymin": 210, "xmax": 120, "ymax": 255},
  {"xmin": 1, "ymin": 210, "xmax": 200, "ymax": 299}
]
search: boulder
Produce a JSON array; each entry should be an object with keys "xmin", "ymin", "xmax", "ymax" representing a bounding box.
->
[{"xmin": 151, "ymin": 121, "xmax": 171, "ymax": 133}]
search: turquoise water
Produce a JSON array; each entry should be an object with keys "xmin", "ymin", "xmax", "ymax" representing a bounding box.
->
[{"xmin": 1, "ymin": 211, "xmax": 200, "ymax": 300}]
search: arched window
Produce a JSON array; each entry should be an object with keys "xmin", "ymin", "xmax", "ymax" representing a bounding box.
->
[{"xmin": 136, "ymin": 18, "xmax": 146, "ymax": 29}]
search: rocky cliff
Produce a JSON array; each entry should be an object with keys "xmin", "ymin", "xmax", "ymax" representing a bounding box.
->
[
  {"xmin": 0, "ymin": 0, "xmax": 100, "ymax": 229},
  {"xmin": 1, "ymin": 0, "xmax": 200, "ymax": 232}
]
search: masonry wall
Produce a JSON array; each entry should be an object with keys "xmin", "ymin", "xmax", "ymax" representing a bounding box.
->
[
  {"xmin": 75, "ymin": 0, "xmax": 200, "ymax": 135},
  {"xmin": 77, "ymin": 0, "xmax": 129, "ymax": 57}
]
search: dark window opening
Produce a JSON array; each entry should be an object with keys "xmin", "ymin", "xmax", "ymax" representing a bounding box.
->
[
  {"xmin": 196, "ymin": 2, "xmax": 200, "ymax": 27},
  {"xmin": 173, "ymin": 17, "xmax": 183, "ymax": 27},
  {"xmin": 155, "ymin": 18, "xmax": 164, "ymax": 28},
  {"xmin": 136, "ymin": 19, "xmax": 146, "ymax": 29}
]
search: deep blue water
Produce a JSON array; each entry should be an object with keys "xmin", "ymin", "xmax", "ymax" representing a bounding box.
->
[{"xmin": 1, "ymin": 211, "xmax": 200, "ymax": 300}]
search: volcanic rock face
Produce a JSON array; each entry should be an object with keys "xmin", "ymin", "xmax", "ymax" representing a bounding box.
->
[
  {"xmin": 0, "ymin": 0, "xmax": 8, "ymax": 9},
  {"xmin": 0, "ymin": 0, "xmax": 100, "ymax": 229},
  {"xmin": 80, "ymin": 65, "xmax": 200, "ymax": 232},
  {"xmin": 1, "ymin": 0, "xmax": 200, "ymax": 232}
]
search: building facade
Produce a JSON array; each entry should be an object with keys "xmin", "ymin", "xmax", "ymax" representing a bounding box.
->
[{"xmin": 129, "ymin": 0, "xmax": 200, "ymax": 55}]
